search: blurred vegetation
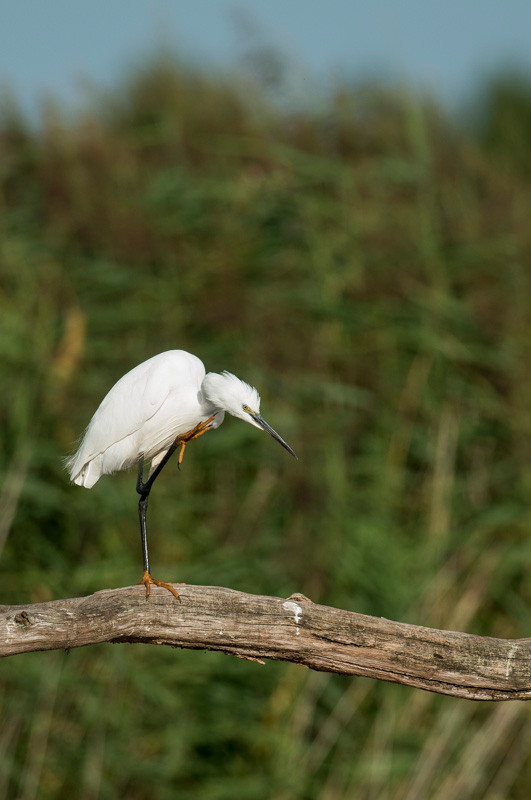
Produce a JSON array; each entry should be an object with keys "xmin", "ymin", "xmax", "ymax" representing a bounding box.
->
[{"xmin": 0, "ymin": 58, "xmax": 530, "ymax": 799}]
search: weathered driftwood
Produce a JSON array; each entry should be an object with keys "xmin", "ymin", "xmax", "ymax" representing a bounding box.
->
[{"xmin": 0, "ymin": 584, "xmax": 529, "ymax": 701}]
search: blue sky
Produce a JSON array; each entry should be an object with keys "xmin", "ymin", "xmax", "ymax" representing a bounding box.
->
[{"xmin": 1, "ymin": 1, "xmax": 531, "ymax": 117}]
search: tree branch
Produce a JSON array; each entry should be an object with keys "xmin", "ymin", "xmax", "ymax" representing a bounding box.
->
[{"xmin": 1, "ymin": 584, "xmax": 529, "ymax": 700}]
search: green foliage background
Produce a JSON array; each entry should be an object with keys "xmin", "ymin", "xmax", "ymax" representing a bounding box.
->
[{"xmin": 1, "ymin": 61, "xmax": 530, "ymax": 798}]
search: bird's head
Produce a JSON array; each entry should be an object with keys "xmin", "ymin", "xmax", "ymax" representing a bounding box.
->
[{"xmin": 202, "ymin": 371, "xmax": 296, "ymax": 457}]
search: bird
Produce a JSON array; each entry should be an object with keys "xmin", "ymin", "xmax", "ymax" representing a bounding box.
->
[{"xmin": 67, "ymin": 349, "xmax": 296, "ymax": 599}]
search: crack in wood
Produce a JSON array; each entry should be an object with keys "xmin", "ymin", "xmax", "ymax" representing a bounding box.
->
[{"xmin": 1, "ymin": 584, "xmax": 529, "ymax": 701}]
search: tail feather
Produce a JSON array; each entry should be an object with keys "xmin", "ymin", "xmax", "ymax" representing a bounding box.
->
[{"xmin": 66, "ymin": 452, "xmax": 102, "ymax": 488}]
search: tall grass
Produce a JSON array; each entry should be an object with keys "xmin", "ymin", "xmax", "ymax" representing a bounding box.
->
[{"xmin": 0, "ymin": 61, "xmax": 530, "ymax": 798}]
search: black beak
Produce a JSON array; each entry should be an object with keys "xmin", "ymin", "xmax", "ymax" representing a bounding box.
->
[{"xmin": 253, "ymin": 413, "xmax": 297, "ymax": 458}]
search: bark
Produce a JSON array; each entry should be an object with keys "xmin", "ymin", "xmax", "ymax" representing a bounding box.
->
[{"xmin": 1, "ymin": 584, "xmax": 529, "ymax": 701}]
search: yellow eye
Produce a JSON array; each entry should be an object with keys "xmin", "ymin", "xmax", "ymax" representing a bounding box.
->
[{"xmin": 242, "ymin": 404, "xmax": 251, "ymax": 413}]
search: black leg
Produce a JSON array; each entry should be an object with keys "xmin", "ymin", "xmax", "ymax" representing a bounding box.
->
[
  {"xmin": 133, "ymin": 417, "xmax": 214, "ymax": 599},
  {"xmin": 137, "ymin": 460, "xmax": 151, "ymax": 575},
  {"xmin": 135, "ymin": 448, "xmax": 181, "ymax": 600},
  {"xmin": 136, "ymin": 447, "xmax": 177, "ymax": 574}
]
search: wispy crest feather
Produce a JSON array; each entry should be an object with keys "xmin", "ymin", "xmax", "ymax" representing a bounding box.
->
[{"xmin": 202, "ymin": 371, "xmax": 261, "ymax": 417}]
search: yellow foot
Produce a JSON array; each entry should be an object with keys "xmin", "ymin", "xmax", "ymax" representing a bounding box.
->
[
  {"xmin": 176, "ymin": 414, "xmax": 217, "ymax": 466},
  {"xmin": 138, "ymin": 570, "xmax": 181, "ymax": 600},
  {"xmin": 183, "ymin": 414, "xmax": 217, "ymax": 442}
]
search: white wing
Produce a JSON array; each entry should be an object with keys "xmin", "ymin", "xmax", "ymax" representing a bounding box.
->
[{"xmin": 68, "ymin": 350, "xmax": 206, "ymax": 487}]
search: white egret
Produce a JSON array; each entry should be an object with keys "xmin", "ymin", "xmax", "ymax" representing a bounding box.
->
[{"xmin": 67, "ymin": 350, "xmax": 296, "ymax": 598}]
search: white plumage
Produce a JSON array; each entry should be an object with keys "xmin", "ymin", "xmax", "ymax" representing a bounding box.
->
[
  {"xmin": 67, "ymin": 349, "xmax": 295, "ymax": 598},
  {"xmin": 68, "ymin": 349, "xmax": 289, "ymax": 488}
]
